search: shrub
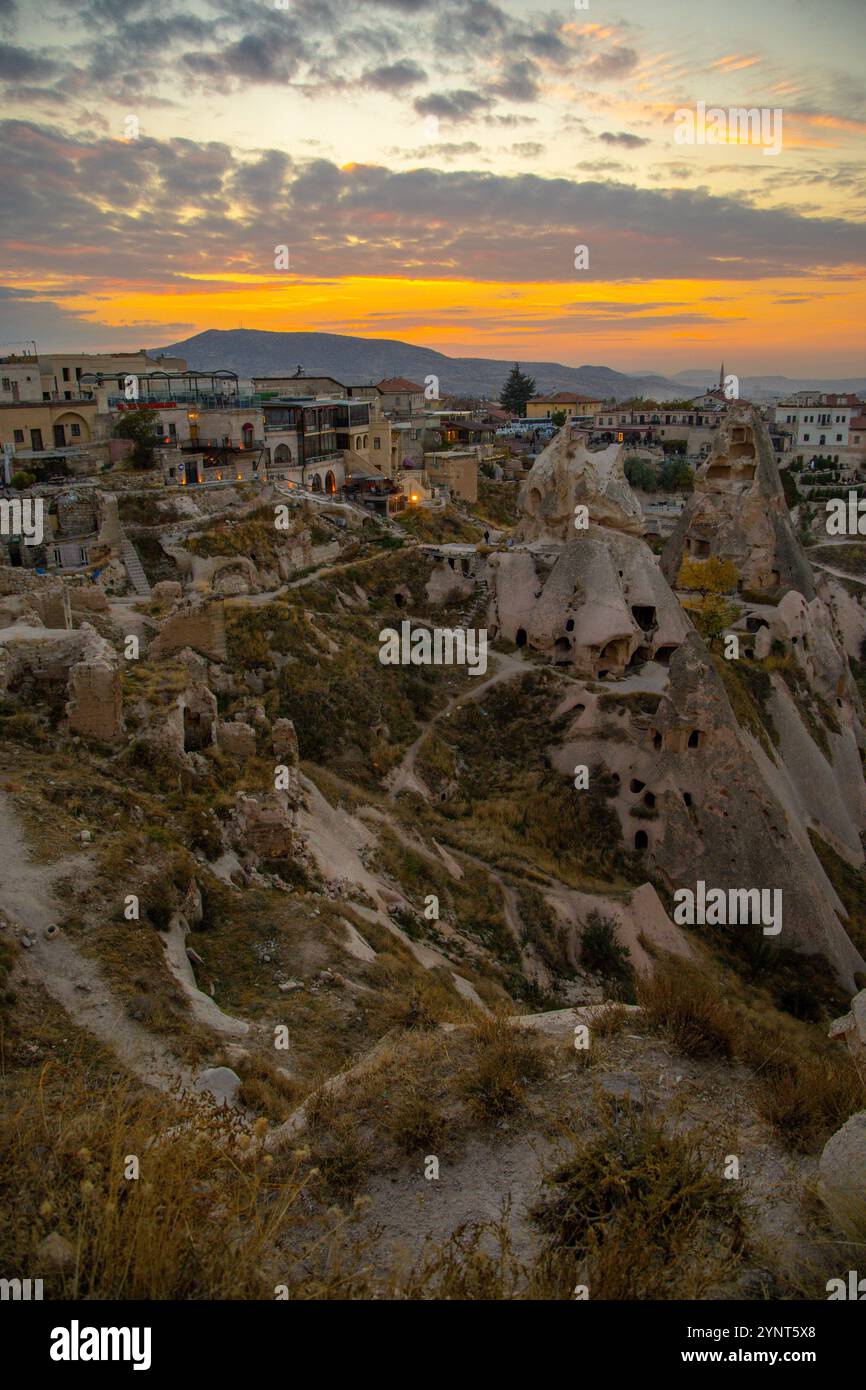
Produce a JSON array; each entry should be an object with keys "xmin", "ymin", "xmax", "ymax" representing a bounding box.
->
[
  {"xmin": 579, "ymin": 911, "xmax": 633, "ymax": 988},
  {"xmin": 637, "ymin": 960, "xmax": 738, "ymax": 1060},
  {"xmin": 531, "ymin": 1107, "xmax": 744, "ymax": 1298},
  {"xmin": 457, "ymin": 1015, "xmax": 548, "ymax": 1122}
]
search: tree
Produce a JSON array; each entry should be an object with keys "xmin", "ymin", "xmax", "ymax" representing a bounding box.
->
[
  {"xmin": 677, "ymin": 556, "xmax": 738, "ymax": 598},
  {"xmin": 10, "ymin": 470, "xmax": 36, "ymax": 490},
  {"xmin": 113, "ymin": 407, "xmax": 160, "ymax": 469},
  {"xmin": 624, "ymin": 458, "xmax": 657, "ymax": 492},
  {"xmin": 658, "ymin": 457, "xmax": 693, "ymax": 491},
  {"xmin": 677, "ymin": 556, "xmax": 740, "ymax": 645},
  {"xmin": 499, "ymin": 363, "xmax": 536, "ymax": 417},
  {"xmin": 551, "ymin": 409, "xmax": 567, "ymax": 427}
]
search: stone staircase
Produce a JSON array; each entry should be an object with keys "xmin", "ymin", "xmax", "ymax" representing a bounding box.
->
[
  {"xmin": 121, "ymin": 537, "xmax": 152, "ymax": 597},
  {"xmin": 455, "ymin": 577, "xmax": 489, "ymax": 628}
]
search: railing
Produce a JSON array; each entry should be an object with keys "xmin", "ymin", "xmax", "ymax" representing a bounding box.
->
[{"xmin": 178, "ymin": 437, "xmax": 265, "ymax": 450}]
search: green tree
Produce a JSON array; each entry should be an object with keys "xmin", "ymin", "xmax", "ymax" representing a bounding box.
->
[
  {"xmin": 551, "ymin": 409, "xmax": 567, "ymax": 427},
  {"xmin": 624, "ymin": 458, "xmax": 658, "ymax": 491},
  {"xmin": 10, "ymin": 470, "xmax": 36, "ymax": 490},
  {"xmin": 113, "ymin": 407, "xmax": 160, "ymax": 469},
  {"xmin": 658, "ymin": 457, "xmax": 694, "ymax": 491},
  {"xmin": 499, "ymin": 363, "xmax": 536, "ymax": 417}
]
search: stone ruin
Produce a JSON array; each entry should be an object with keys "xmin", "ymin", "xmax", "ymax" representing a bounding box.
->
[
  {"xmin": 149, "ymin": 595, "xmax": 227, "ymax": 663},
  {"xmin": 0, "ymin": 620, "xmax": 123, "ymax": 741}
]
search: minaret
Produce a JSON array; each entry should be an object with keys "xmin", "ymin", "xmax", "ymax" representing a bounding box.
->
[{"xmin": 719, "ymin": 361, "xmax": 725, "ymax": 390}]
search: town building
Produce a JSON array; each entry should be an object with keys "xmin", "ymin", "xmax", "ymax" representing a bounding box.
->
[
  {"xmin": 0, "ymin": 349, "xmax": 186, "ymax": 403},
  {"xmin": 526, "ymin": 392, "xmax": 605, "ymax": 420},
  {"xmin": 773, "ymin": 395, "xmax": 862, "ymax": 461}
]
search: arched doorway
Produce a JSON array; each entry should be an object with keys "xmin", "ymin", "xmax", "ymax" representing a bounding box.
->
[
  {"xmin": 325, "ymin": 470, "xmax": 337, "ymax": 495},
  {"xmin": 274, "ymin": 444, "xmax": 289, "ymax": 463},
  {"xmin": 311, "ymin": 473, "xmax": 323, "ymax": 493},
  {"xmin": 242, "ymin": 423, "xmax": 254, "ymax": 448}
]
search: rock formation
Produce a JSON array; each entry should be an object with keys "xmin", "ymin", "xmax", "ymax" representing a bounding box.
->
[
  {"xmin": 487, "ymin": 416, "xmax": 866, "ymax": 989},
  {"xmin": 518, "ymin": 430, "xmax": 644, "ymax": 542},
  {"xmin": 661, "ymin": 406, "xmax": 815, "ymax": 597}
]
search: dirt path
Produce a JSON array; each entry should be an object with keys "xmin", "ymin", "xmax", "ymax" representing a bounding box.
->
[
  {"xmin": 810, "ymin": 560, "xmax": 866, "ymax": 588},
  {"xmin": 386, "ymin": 649, "xmax": 530, "ymax": 800},
  {"xmin": 0, "ymin": 793, "xmax": 193, "ymax": 1093}
]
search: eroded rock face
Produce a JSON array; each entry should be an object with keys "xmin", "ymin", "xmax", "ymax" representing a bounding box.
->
[
  {"xmin": 488, "ymin": 528, "xmax": 690, "ymax": 676},
  {"xmin": 518, "ymin": 430, "xmax": 644, "ymax": 542},
  {"xmin": 662, "ymin": 407, "xmax": 815, "ymax": 598},
  {"xmin": 550, "ymin": 633, "xmax": 866, "ymax": 989},
  {"xmin": 829, "ymin": 989, "xmax": 866, "ymax": 1071}
]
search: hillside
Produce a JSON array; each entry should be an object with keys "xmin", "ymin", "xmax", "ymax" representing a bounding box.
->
[
  {"xmin": 150, "ymin": 328, "xmax": 687, "ymax": 401},
  {"xmin": 1, "ymin": 419, "xmax": 865, "ymax": 1303}
]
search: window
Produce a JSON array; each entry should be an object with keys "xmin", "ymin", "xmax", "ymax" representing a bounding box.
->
[
  {"xmin": 13, "ymin": 429, "xmax": 23, "ymax": 443},
  {"xmin": 1, "ymin": 378, "xmax": 9, "ymax": 390},
  {"xmin": 62, "ymin": 367, "xmax": 70, "ymax": 381},
  {"xmin": 373, "ymin": 436, "xmax": 381, "ymax": 449},
  {"xmin": 71, "ymin": 423, "xmax": 81, "ymax": 437},
  {"xmin": 64, "ymin": 392, "xmax": 71, "ymax": 400}
]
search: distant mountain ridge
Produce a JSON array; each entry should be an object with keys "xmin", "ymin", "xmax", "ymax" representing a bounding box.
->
[
  {"xmin": 673, "ymin": 370, "xmax": 866, "ymax": 402},
  {"xmin": 149, "ymin": 329, "xmax": 694, "ymax": 403}
]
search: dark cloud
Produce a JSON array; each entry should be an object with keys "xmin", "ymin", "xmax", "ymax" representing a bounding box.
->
[
  {"xmin": 1, "ymin": 124, "xmax": 863, "ymax": 292},
  {"xmin": 363, "ymin": 60, "xmax": 426, "ymax": 92},
  {"xmin": 0, "ymin": 42, "xmax": 59, "ymax": 80},
  {"xmin": 599, "ymin": 131, "xmax": 650, "ymax": 149},
  {"xmin": 491, "ymin": 59, "xmax": 539, "ymax": 103},
  {"xmin": 414, "ymin": 90, "xmax": 492, "ymax": 121},
  {"xmin": 585, "ymin": 47, "xmax": 639, "ymax": 79}
]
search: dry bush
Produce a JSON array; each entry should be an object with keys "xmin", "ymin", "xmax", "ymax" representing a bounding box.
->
[
  {"xmin": 457, "ymin": 1015, "xmax": 549, "ymax": 1123},
  {"xmin": 637, "ymin": 960, "xmax": 738, "ymax": 1061},
  {"xmin": 531, "ymin": 1105, "xmax": 745, "ymax": 1299},
  {"xmin": 747, "ymin": 1046, "xmax": 864, "ymax": 1153}
]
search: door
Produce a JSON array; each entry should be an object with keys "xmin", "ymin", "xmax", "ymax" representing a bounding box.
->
[{"xmin": 53, "ymin": 424, "xmax": 65, "ymax": 447}]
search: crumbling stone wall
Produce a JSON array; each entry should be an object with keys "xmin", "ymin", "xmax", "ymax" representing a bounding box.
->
[
  {"xmin": 149, "ymin": 597, "xmax": 227, "ymax": 663},
  {"xmin": 0, "ymin": 622, "xmax": 123, "ymax": 740}
]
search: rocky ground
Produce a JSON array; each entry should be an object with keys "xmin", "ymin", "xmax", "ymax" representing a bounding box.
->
[{"xmin": 0, "ymin": 419, "xmax": 864, "ymax": 1300}]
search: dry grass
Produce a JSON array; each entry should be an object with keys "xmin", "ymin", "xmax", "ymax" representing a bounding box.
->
[
  {"xmin": 637, "ymin": 960, "xmax": 738, "ymax": 1061},
  {"xmin": 0, "ymin": 1057, "xmax": 336, "ymax": 1299},
  {"xmin": 531, "ymin": 1104, "xmax": 746, "ymax": 1299},
  {"xmin": 456, "ymin": 1015, "xmax": 550, "ymax": 1123}
]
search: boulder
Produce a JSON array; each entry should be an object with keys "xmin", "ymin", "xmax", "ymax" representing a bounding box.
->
[
  {"xmin": 194, "ymin": 1066, "xmax": 241, "ymax": 1108},
  {"xmin": 818, "ymin": 1110, "xmax": 866, "ymax": 1238}
]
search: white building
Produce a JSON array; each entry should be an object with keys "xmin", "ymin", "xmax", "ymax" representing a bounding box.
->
[{"xmin": 772, "ymin": 395, "xmax": 860, "ymax": 458}]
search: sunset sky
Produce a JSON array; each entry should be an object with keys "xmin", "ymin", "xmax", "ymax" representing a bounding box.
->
[{"xmin": 1, "ymin": 0, "xmax": 864, "ymax": 374}]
